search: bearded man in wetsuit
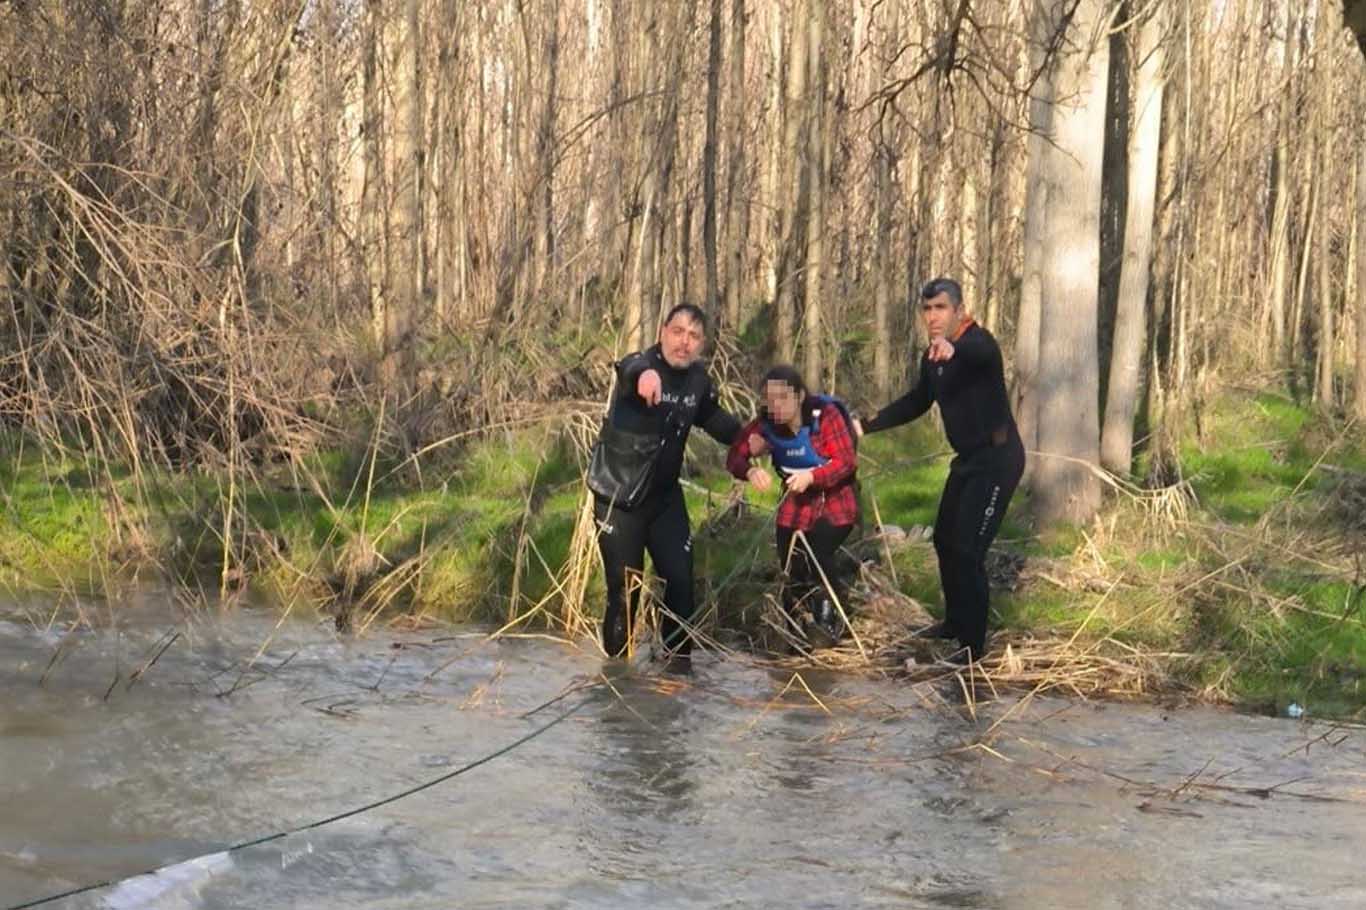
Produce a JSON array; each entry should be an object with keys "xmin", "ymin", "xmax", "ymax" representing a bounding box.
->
[
  {"xmin": 592, "ymin": 304, "xmax": 741, "ymax": 663},
  {"xmin": 855, "ymin": 278, "xmax": 1026, "ymax": 663}
]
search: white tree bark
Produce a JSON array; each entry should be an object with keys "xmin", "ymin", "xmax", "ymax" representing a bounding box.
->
[
  {"xmin": 1033, "ymin": 0, "xmax": 1109, "ymax": 527},
  {"xmin": 1101, "ymin": 9, "xmax": 1165, "ymax": 475}
]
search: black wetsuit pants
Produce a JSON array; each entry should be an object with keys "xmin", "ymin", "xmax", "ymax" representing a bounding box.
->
[
  {"xmin": 932, "ymin": 434, "xmax": 1026, "ymax": 658},
  {"xmin": 775, "ymin": 521, "xmax": 853, "ymax": 617},
  {"xmin": 595, "ymin": 484, "xmax": 695, "ymax": 658}
]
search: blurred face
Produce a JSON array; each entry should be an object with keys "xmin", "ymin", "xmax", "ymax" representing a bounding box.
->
[
  {"xmin": 659, "ymin": 313, "xmax": 705, "ymax": 368},
  {"xmin": 764, "ymin": 379, "xmax": 803, "ymax": 429},
  {"xmin": 920, "ymin": 292, "xmax": 963, "ymax": 340}
]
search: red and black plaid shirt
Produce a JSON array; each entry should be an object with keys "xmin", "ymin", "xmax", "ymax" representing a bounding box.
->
[{"xmin": 727, "ymin": 402, "xmax": 859, "ymax": 530}]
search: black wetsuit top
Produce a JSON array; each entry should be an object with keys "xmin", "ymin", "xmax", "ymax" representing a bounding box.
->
[
  {"xmin": 610, "ymin": 344, "xmax": 741, "ymax": 494},
  {"xmin": 862, "ymin": 322, "xmax": 1017, "ymax": 455}
]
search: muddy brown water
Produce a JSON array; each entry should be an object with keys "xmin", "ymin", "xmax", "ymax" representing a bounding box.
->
[{"xmin": 1, "ymin": 593, "xmax": 1363, "ymax": 909}]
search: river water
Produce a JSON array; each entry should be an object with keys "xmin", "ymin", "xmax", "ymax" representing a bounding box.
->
[{"xmin": 1, "ymin": 595, "xmax": 1362, "ymax": 909}]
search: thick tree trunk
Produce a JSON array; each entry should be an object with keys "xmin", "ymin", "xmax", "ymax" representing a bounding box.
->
[
  {"xmin": 1033, "ymin": 0, "xmax": 1108, "ymax": 527},
  {"xmin": 1101, "ymin": 9, "xmax": 1165, "ymax": 476}
]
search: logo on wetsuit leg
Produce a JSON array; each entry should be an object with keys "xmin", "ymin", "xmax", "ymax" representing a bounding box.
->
[
  {"xmin": 683, "ymin": 535, "xmax": 692, "ymax": 553},
  {"xmin": 977, "ymin": 485, "xmax": 1001, "ymax": 537}
]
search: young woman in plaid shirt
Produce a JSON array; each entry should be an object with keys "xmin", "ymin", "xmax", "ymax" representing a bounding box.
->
[{"xmin": 727, "ymin": 365, "xmax": 859, "ymax": 645}]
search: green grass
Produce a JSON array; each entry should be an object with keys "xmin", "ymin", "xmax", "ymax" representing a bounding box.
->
[{"xmin": 0, "ymin": 385, "xmax": 1361, "ymax": 717}]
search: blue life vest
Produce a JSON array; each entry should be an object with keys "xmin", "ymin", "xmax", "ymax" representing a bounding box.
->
[
  {"xmin": 760, "ymin": 395, "xmax": 853, "ymax": 474},
  {"xmin": 762, "ymin": 422, "xmax": 827, "ymax": 473}
]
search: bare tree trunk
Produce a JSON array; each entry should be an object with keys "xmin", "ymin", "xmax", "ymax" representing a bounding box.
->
[
  {"xmin": 1313, "ymin": 16, "xmax": 1335, "ymax": 410},
  {"xmin": 960, "ymin": 165, "xmax": 979, "ymax": 310},
  {"xmin": 1101, "ymin": 8, "xmax": 1165, "ymax": 475},
  {"xmin": 723, "ymin": 0, "xmax": 748, "ymax": 332},
  {"xmin": 1290, "ymin": 151, "xmax": 1317, "ymax": 383},
  {"xmin": 1356, "ymin": 140, "xmax": 1366, "ymax": 419},
  {"xmin": 873, "ymin": 122, "xmax": 895, "ymax": 399},
  {"xmin": 981, "ymin": 121, "xmax": 1006, "ymax": 332},
  {"xmin": 802, "ymin": 0, "xmax": 826, "ymax": 383},
  {"xmin": 1265, "ymin": 4, "xmax": 1297, "ymax": 368},
  {"xmin": 763, "ymin": 4, "xmax": 786, "ymax": 308},
  {"xmin": 1315, "ymin": 166, "xmax": 1333, "ymax": 409},
  {"xmin": 363, "ymin": 0, "xmax": 389, "ymax": 351},
  {"xmin": 631, "ymin": 4, "xmax": 687, "ymax": 346},
  {"xmin": 537, "ymin": 0, "xmax": 560, "ymax": 311},
  {"xmin": 1033, "ymin": 0, "xmax": 1108, "ymax": 527},
  {"xmin": 703, "ymin": 0, "xmax": 723, "ymax": 316},
  {"xmin": 774, "ymin": 0, "xmax": 810, "ymax": 362},
  {"xmin": 1015, "ymin": 1, "xmax": 1053, "ymax": 476},
  {"xmin": 434, "ymin": 0, "xmax": 461, "ymax": 321}
]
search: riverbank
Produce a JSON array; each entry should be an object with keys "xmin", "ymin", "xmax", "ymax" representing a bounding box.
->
[{"xmin": 1, "ymin": 386, "xmax": 1361, "ymax": 717}]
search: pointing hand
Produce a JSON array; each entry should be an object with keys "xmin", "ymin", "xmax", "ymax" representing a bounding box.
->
[{"xmin": 637, "ymin": 369, "xmax": 663, "ymax": 406}]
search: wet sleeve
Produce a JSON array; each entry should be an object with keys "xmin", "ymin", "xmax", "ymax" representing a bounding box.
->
[
  {"xmin": 862, "ymin": 357, "xmax": 933, "ymax": 433},
  {"xmin": 616, "ymin": 351, "xmax": 652, "ymax": 400},
  {"xmin": 698, "ymin": 382, "xmax": 742, "ymax": 446}
]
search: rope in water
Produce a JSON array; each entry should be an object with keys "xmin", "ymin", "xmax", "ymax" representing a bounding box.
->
[{"xmin": 7, "ymin": 690, "xmax": 595, "ymax": 910}]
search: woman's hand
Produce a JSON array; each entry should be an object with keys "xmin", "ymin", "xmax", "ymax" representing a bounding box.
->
[
  {"xmin": 746, "ymin": 465, "xmax": 773, "ymax": 493},
  {"xmin": 785, "ymin": 469, "xmax": 815, "ymax": 494}
]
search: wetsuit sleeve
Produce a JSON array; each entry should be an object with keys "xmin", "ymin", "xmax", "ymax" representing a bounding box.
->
[
  {"xmin": 949, "ymin": 328, "xmax": 998, "ymax": 367},
  {"xmin": 810, "ymin": 407, "xmax": 855, "ymax": 490},
  {"xmin": 697, "ymin": 381, "xmax": 742, "ymax": 446},
  {"xmin": 726, "ymin": 418, "xmax": 764, "ymax": 480},
  {"xmin": 616, "ymin": 351, "xmax": 652, "ymax": 401},
  {"xmin": 862, "ymin": 356, "xmax": 933, "ymax": 434}
]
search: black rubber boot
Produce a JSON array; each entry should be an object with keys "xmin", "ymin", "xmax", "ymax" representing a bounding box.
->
[
  {"xmin": 806, "ymin": 599, "xmax": 844, "ymax": 649},
  {"xmin": 601, "ymin": 600, "xmax": 635, "ymax": 657},
  {"xmin": 914, "ymin": 620, "xmax": 958, "ymax": 641}
]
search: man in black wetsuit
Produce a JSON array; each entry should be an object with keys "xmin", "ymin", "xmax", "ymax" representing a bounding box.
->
[
  {"xmin": 592, "ymin": 304, "xmax": 741, "ymax": 662},
  {"xmin": 856, "ymin": 278, "xmax": 1025, "ymax": 663}
]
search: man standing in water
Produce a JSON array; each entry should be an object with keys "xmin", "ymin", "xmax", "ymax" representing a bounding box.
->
[
  {"xmin": 856, "ymin": 278, "xmax": 1025, "ymax": 663},
  {"xmin": 590, "ymin": 304, "xmax": 741, "ymax": 663}
]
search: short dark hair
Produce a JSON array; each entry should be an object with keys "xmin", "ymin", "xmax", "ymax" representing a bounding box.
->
[
  {"xmin": 920, "ymin": 277, "xmax": 963, "ymax": 308},
  {"xmin": 761, "ymin": 364, "xmax": 808, "ymax": 398},
  {"xmin": 662, "ymin": 303, "xmax": 708, "ymax": 332}
]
